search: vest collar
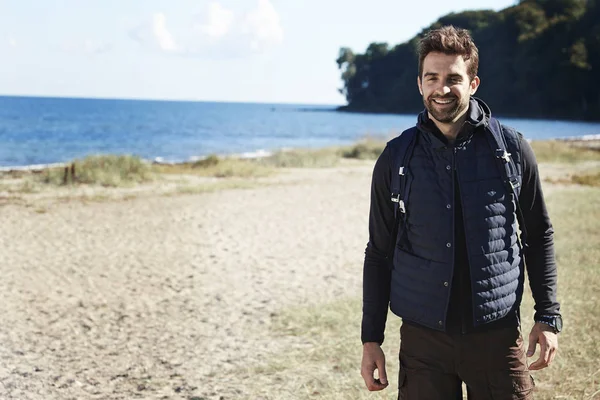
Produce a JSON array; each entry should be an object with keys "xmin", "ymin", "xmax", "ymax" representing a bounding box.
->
[{"xmin": 416, "ymin": 97, "xmax": 491, "ymax": 149}]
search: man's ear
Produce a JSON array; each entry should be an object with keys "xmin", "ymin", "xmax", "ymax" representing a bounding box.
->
[
  {"xmin": 417, "ymin": 76, "xmax": 423, "ymax": 95},
  {"xmin": 470, "ymin": 76, "xmax": 480, "ymax": 95}
]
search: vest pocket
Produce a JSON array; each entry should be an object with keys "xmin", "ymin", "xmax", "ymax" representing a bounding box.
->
[{"xmin": 390, "ymin": 249, "xmax": 450, "ymax": 324}]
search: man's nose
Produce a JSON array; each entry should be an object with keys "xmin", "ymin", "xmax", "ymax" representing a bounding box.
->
[{"xmin": 438, "ymin": 86, "xmax": 451, "ymax": 96}]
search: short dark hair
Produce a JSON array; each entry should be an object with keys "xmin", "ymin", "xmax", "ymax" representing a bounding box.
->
[{"xmin": 418, "ymin": 25, "xmax": 479, "ymax": 80}]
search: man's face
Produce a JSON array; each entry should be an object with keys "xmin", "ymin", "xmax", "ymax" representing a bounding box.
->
[{"xmin": 418, "ymin": 52, "xmax": 480, "ymax": 124}]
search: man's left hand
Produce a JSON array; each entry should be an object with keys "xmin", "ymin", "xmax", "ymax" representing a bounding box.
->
[{"xmin": 527, "ymin": 322, "xmax": 559, "ymax": 370}]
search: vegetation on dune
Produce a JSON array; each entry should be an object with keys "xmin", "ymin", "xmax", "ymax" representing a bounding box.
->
[
  {"xmin": 156, "ymin": 155, "xmax": 274, "ymax": 178},
  {"xmin": 530, "ymin": 140, "xmax": 600, "ymax": 163},
  {"xmin": 1, "ymin": 140, "xmax": 598, "ymax": 194},
  {"xmin": 339, "ymin": 139, "xmax": 386, "ymax": 160},
  {"xmin": 40, "ymin": 154, "xmax": 154, "ymax": 187},
  {"xmin": 337, "ymin": 0, "xmax": 600, "ymax": 120},
  {"xmin": 570, "ymin": 171, "xmax": 600, "ymax": 186},
  {"xmin": 259, "ymin": 149, "xmax": 341, "ymax": 168}
]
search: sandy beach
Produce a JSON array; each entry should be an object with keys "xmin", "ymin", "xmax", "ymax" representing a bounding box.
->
[
  {"xmin": 0, "ymin": 161, "xmax": 373, "ymax": 399},
  {"xmin": 1, "ymin": 145, "xmax": 600, "ymax": 399},
  {"xmin": 3, "ymin": 2, "xmax": 600, "ymax": 397}
]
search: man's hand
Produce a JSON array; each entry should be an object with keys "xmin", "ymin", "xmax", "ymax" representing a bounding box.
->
[
  {"xmin": 361, "ymin": 342, "xmax": 389, "ymax": 391},
  {"xmin": 527, "ymin": 322, "xmax": 559, "ymax": 371}
]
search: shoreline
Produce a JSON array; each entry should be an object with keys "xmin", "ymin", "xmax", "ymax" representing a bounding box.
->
[
  {"xmin": 1, "ymin": 135, "xmax": 599, "ymax": 173},
  {"xmin": 0, "ymin": 150, "xmax": 276, "ymax": 173}
]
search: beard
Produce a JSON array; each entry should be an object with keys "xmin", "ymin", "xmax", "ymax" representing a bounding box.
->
[{"xmin": 423, "ymin": 94, "xmax": 469, "ymax": 123}]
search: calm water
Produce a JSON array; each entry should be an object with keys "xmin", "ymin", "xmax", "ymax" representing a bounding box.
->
[{"xmin": 1, "ymin": 96, "xmax": 599, "ymax": 167}]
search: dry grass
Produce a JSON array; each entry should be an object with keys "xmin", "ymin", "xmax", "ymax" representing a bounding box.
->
[
  {"xmin": 521, "ymin": 186, "xmax": 600, "ymax": 399},
  {"xmin": 530, "ymin": 140, "xmax": 600, "ymax": 164},
  {"xmin": 155, "ymin": 148, "xmax": 344, "ymax": 177},
  {"xmin": 155, "ymin": 155, "xmax": 275, "ymax": 178},
  {"xmin": 39, "ymin": 155, "xmax": 155, "ymax": 187},
  {"xmin": 259, "ymin": 149, "xmax": 341, "ymax": 168},
  {"xmin": 236, "ymin": 184, "xmax": 600, "ymax": 400},
  {"xmin": 571, "ymin": 171, "xmax": 600, "ymax": 187},
  {"xmin": 340, "ymin": 139, "xmax": 386, "ymax": 160},
  {"xmin": 1, "ymin": 140, "xmax": 598, "ymax": 205},
  {"xmin": 233, "ymin": 298, "xmax": 402, "ymax": 400}
]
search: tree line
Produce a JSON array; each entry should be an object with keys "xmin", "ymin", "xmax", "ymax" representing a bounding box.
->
[{"xmin": 336, "ymin": 0, "xmax": 600, "ymax": 120}]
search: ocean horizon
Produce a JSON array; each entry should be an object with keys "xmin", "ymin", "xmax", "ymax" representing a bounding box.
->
[{"xmin": 1, "ymin": 95, "xmax": 600, "ymax": 168}]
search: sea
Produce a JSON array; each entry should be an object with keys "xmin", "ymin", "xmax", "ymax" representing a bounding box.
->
[{"xmin": 1, "ymin": 95, "xmax": 600, "ymax": 168}]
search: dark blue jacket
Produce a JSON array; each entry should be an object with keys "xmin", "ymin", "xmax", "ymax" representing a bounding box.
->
[
  {"xmin": 361, "ymin": 97, "xmax": 560, "ymax": 343},
  {"xmin": 389, "ymin": 98, "xmax": 524, "ymax": 331}
]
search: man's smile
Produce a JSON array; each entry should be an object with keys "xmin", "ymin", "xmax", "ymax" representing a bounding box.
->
[{"xmin": 432, "ymin": 97, "xmax": 456, "ymax": 105}]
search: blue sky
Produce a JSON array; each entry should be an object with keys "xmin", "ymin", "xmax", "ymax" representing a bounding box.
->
[{"xmin": 1, "ymin": 0, "xmax": 516, "ymax": 105}]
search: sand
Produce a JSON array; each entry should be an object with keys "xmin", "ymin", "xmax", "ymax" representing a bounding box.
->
[
  {"xmin": 1, "ymin": 154, "xmax": 599, "ymax": 399},
  {"xmin": 0, "ymin": 162, "xmax": 373, "ymax": 399}
]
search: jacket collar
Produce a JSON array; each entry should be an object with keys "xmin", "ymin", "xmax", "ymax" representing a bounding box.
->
[{"xmin": 416, "ymin": 97, "xmax": 491, "ymax": 149}]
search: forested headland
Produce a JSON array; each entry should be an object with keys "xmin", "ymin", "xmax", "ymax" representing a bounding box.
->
[{"xmin": 336, "ymin": 0, "xmax": 600, "ymax": 120}]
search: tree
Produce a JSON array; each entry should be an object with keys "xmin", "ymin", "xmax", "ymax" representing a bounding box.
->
[{"xmin": 337, "ymin": 0, "xmax": 599, "ymax": 120}]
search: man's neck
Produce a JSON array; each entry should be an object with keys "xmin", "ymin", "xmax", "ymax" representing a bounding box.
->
[{"xmin": 429, "ymin": 111, "xmax": 469, "ymax": 144}]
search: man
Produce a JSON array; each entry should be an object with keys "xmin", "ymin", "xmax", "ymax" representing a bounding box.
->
[{"xmin": 360, "ymin": 26, "xmax": 562, "ymax": 399}]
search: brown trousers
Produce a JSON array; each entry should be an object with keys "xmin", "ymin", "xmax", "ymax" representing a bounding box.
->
[{"xmin": 398, "ymin": 323, "xmax": 535, "ymax": 400}]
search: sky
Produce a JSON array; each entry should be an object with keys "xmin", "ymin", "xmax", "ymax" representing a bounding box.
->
[{"xmin": 1, "ymin": 0, "xmax": 517, "ymax": 105}]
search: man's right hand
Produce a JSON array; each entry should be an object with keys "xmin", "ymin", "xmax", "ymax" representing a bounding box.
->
[{"xmin": 361, "ymin": 342, "xmax": 389, "ymax": 391}]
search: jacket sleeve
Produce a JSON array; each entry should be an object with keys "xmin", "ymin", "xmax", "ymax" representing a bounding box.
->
[
  {"xmin": 518, "ymin": 136, "xmax": 561, "ymax": 319},
  {"xmin": 361, "ymin": 145, "xmax": 394, "ymax": 344}
]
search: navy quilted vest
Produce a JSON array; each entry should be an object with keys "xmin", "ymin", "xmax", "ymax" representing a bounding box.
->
[{"xmin": 389, "ymin": 116, "xmax": 524, "ymax": 331}]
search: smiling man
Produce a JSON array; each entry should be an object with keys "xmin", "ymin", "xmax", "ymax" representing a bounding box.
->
[{"xmin": 360, "ymin": 26, "xmax": 562, "ymax": 399}]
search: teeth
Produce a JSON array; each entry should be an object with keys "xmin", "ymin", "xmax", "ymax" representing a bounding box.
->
[{"xmin": 433, "ymin": 98, "xmax": 454, "ymax": 104}]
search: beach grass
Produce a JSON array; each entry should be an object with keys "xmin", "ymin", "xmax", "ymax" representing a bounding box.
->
[
  {"xmin": 530, "ymin": 140, "xmax": 600, "ymax": 164},
  {"xmin": 259, "ymin": 148, "xmax": 341, "ymax": 168},
  {"xmin": 149, "ymin": 144, "xmax": 371, "ymax": 177},
  {"xmin": 39, "ymin": 154, "xmax": 155, "ymax": 187},
  {"xmin": 155, "ymin": 156, "xmax": 275, "ymax": 178},
  {"xmin": 570, "ymin": 171, "xmax": 600, "ymax": 187},
  {"xmin": 236, "ymin": 185, "xmax": 600, "ymax": 400},
  {"xmin": 2, "ymin": 140, "xmax": 599, "ymax": 196},
  {"xmin": 339, "ymin": 138, "xmax": 386, "ymax": 160},
  {"xmin": 156, "ymin": 147, "xmax": 343, "ymax": 177}
]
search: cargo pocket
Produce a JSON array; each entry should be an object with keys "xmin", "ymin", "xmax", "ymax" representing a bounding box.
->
[
  {"xmin": 397, "ymin": 368, "xmax": 407, "ymax": 400},
  {"xmin": 487, "ymin": 370, "xmax": 535, "ymax": 399}
]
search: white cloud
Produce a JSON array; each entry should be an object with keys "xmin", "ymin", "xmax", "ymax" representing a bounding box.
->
[
  {"xmin": 8, "ymin": 37, "xmax": 17, "ymax": 48},
  {"xmin": 242, "ymin": 0, "xmax": 284, "ymax": 50},
  {"xmin": 197, "ymin": 2, "xmax": 234, "ymax": 38},
  {"xmin": 130, "ymin": 0, "xmax": 283, "ymax": 57},
  {"xmin": 153, "ymin": 13, "xmax": 178, "ymax": 52},
  {"xmin": 129, "ymin": 12, "xmax": 180, "ymax": 53}
]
